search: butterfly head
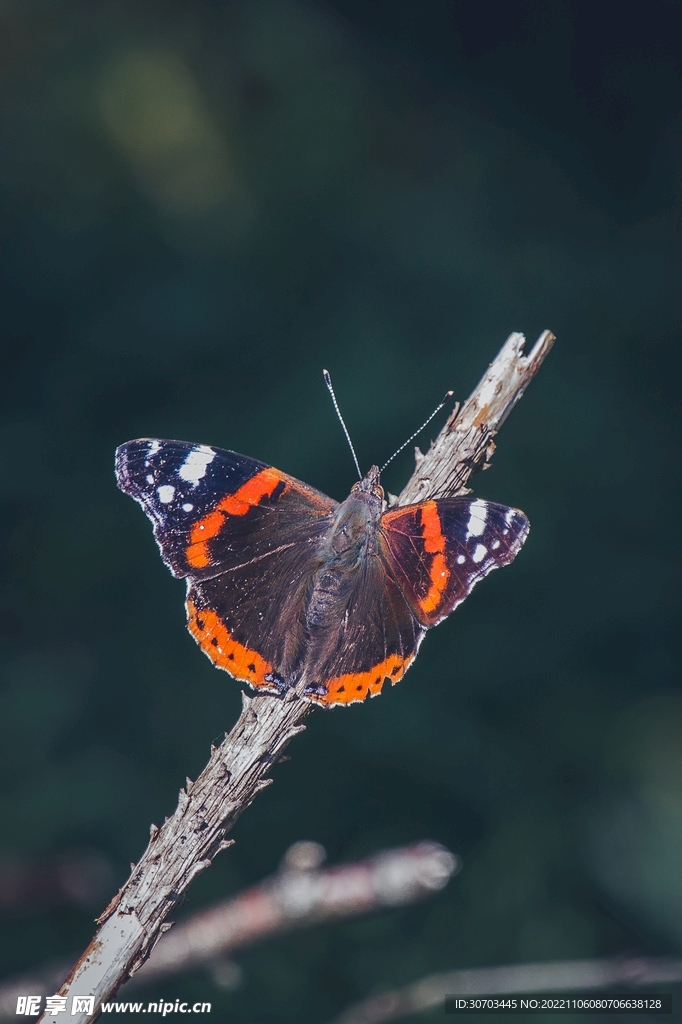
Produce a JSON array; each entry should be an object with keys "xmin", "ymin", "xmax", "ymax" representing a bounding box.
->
[
  {"xmin": 324, "ymin": 466, "xmax": 384, "ymax": 564},
  {"xmin": 350, "ymin": 465, "xmax": 384, "ymax": 502}
]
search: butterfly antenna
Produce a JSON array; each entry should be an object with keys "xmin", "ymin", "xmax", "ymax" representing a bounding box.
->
[
  {"xmin": 323, "ymin": 369, "xmax": 363, "ymax": 479},
  {"xmin": 380, "ymin": 390, "xmax": 454, "ymax": 473}
]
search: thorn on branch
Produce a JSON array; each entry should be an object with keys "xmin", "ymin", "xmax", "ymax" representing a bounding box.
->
[
  {"xmin": 95, "ymin": 889, "xmax": 122, "ymax": 925},
  {"xmin": 186, "ymin": 860, "xmax": 212, "ymax": 884},
  {"xmin": 253, "ymin": 778, "xmax": 273, "ymax": 794}
]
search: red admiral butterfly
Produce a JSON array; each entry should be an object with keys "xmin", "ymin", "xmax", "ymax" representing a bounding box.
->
[{"xmin": 115, "ymin": 432, "xmax": 529, "ymax": 707}]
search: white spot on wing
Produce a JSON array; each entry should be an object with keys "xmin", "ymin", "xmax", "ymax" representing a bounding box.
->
[
  {"xmin": 505, "ymin": 508, "xmax": 516, "ymax": 526},
  {"xmin": 146, "ymin": 440, "xmax": 161, "ymax": 464},
  {"xmin": 179, "ymin": 445, "xmax": 215, "ymax": 486},
  {"xmin": 146, "ymin": 474, "xmax": 154, "ymax": 484},
  {"xmin": 157, "ymin": 485, "xmax": 175, "ymax": 504},
  {"xmin": 182, "ymin": 502, "xmax": 194, "ymax": 512},
  {"xmin": 492, "ymin": 539, "xmax": 501, "ymax": 550},
  {"xmin": 466, "ymin": 499, "xmax": 488, "ymax": 539},
  {"xmin": 472, "ymin": 543, "xmax": 487, "ymax": 563},
  {"xmin": 456, "ymin": 554, "xmax": 466, "ymax": 564}
]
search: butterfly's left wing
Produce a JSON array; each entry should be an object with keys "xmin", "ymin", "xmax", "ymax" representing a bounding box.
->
[
  {"xmin": 115, "ymin": 439, "xmax": 337, "ymax": 580},
  {"xmin": 115, "ymin": 439, "xmax": 338, "ymax": 693},
  {"xmin": 379, "ymin": 497, "xmax": 529, "ymax": 627}
]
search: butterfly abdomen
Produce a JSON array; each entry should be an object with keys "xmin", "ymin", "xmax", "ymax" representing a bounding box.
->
[{"xmin": 306, "ymin": 487, "xmax": 382, "ymax": 628}]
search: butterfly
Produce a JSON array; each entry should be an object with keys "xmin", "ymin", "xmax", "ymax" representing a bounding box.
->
[{"xmin": 115, "ymin": 439, "xmax": 529, "ymax": 707}]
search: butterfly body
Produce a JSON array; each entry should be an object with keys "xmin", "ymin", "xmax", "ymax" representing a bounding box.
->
[{"xmin": 116, "ymin": 440, "xmax": 529, "ymax": 707}]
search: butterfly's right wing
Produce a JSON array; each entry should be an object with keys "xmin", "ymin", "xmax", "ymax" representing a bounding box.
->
[
  {"xmin": 379, "ymin": 497, "xmax": 530, "ymax": 627},
  {"xmin": 299, "ymin": 541, "xmax": 426, "ymax": 708}
]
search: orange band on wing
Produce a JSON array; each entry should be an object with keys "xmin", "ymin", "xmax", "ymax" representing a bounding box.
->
[
  {"xmin": 306, "ymin": 654, "xmax": 411, "ymax": 707},
  {"xmin": 418, "ymin": 501, "xmax": 450, "ymax": 615},
  {"xmin": 186, "ymin": 469, "xmax": 288, "ymax": 568},
  {"xmin": 187, "ymin": 600, "xmax": 276, "ymax": 689},
  {"xmin": 217, "ymin": 467, "xmax": 286, "ymax": 515}
]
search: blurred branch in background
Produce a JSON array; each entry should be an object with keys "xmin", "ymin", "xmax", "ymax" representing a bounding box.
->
[
  {"xmin": 43, "ymin": 331, "xmax": 554, "ymax": 1023},
  {"xmin": 136, "ymin": 839, "xmax": 457, "ymax": 987},
  {"xmin": 326, "ymin": 957, "xmax": 682, "ymax": 1024},
  {"xmin": 0, "ymin": 840, "xmax": 458, "ymax": 1016}
]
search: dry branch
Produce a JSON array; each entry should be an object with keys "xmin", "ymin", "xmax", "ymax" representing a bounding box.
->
[
  {"xmin": 325, "ymin": 956, "xmax": 682, "ymax": 1024},
  {"xmin": 39, "ymin": 331, "xmax": 554, "ymax": 1023},
  {"xmin": 399, "ymin": 330, "xmax": 554, "ymax": 504}
]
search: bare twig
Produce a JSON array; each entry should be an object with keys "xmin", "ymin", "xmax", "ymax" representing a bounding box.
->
[
  {"xmin": 325, "ymin": 955, "xmax": 682, "ymax": 1024},
  {"xmin": 0, "ymin": 841, "xmax": 458, "ymax": 1016},
  {"xmin": 46, "ymin": 690, "xmax": 311, "ymax": 1023},
  {"xmin": 40, "ymin": 331, "xmax": 554, "ymax": 1023},
  {"xmin": 399, "ymin": 330, "xmax": 555, "ymax": 504}
]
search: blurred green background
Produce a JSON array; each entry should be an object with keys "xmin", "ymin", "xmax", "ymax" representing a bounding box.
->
[{"xmin": 0, "ymin": 0, "xmax": 681, "ymax": 1020}]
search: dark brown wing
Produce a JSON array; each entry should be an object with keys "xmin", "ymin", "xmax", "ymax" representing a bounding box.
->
[
  {"xmin": 115, "ymin": 439, "xmax": 336, "ymax": 578},
  {"xmin": 186, "ymin": 534, "xmax": 326, "ymax": 693},
  {"xmin": 379, "ymin": 498, "xmax": 529, "ymax": 627},
  {"xmin": 301, "ymin": 554, "xmax": 425, "ymax": 708},
  {"xmin": 116, "ymin": 439, "xmax": 337, "ymax": 691}
]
